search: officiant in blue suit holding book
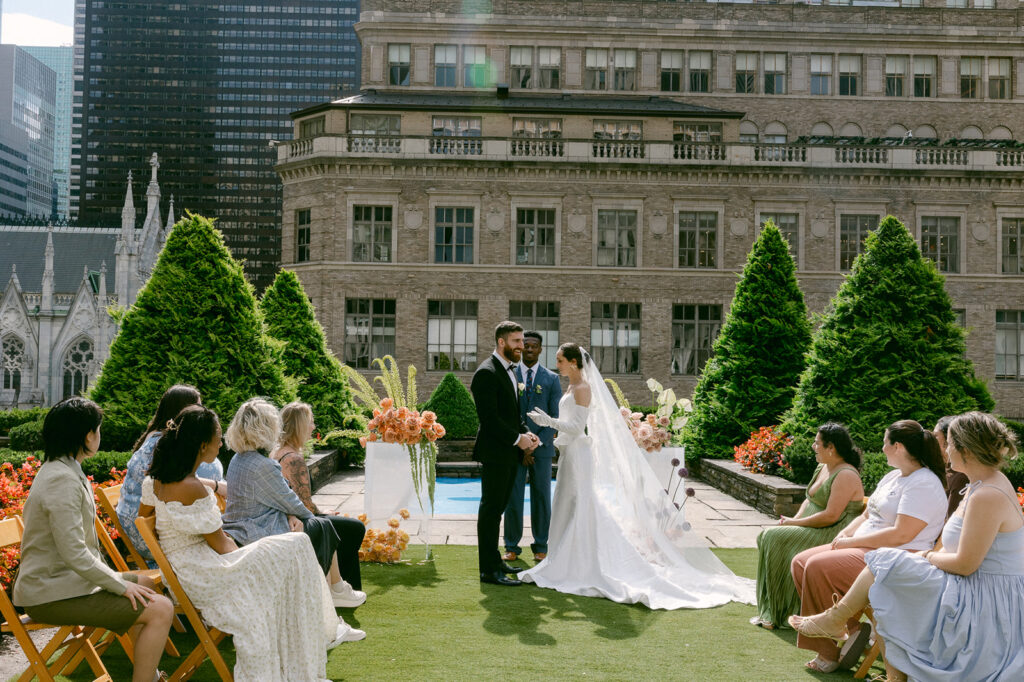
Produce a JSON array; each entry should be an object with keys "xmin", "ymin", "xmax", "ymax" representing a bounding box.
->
[{"xmin": 503, "ymin": 331, "xmax": 561, "ymax": 562}]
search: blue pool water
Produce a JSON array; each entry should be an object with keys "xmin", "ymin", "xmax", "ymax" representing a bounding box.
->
[{"xmin": 433, "ymin": 477, "xmax": 558, "ymax": 515}]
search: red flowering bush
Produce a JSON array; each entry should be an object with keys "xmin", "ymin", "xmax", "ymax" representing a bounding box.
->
[
  {"xmin": 1017, "ymin": 487, "xmax": 1024, "ymax": 512},
  {"xmin": 733, "ymin": 426, "xmax": 793, "ymax": 476},
  {"xmin": 0, "ymin": 457, "xmax": 126, "ymax": 591}
]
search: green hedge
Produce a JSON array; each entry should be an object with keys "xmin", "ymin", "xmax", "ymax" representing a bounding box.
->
[
  {"xmin": 859, "ymin": 452, "xmax": 891, "ymax": 496},
  {"xmin": 8, "ymin": 418, "xmax": 44, "ymax": 451},
  {"xmin": 323, "ymin": 413, "xmax": 369, "ymax": 468},
  {"xmin": 0, "ymin": 408, "xmax": 48, "ymax": 435},
  {"xmin": 0, "ymin": 449, "xmax": 131, "ymax": 483},
  {"xmin": 422, "ymin": 373, "xmax": 478, "ymax": 440}
]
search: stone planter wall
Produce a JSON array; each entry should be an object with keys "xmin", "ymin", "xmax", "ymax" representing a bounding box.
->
[
  {"xmin": 436, "ymin": 438, "xmax": 475, "ymax": 462},
  {"xmin": 699, "ymin": 458, "xmax": 806, "ymax": 517},
  {"xmin": 307, "ymin": 448, "xmax": 341, "ymax": 493}
]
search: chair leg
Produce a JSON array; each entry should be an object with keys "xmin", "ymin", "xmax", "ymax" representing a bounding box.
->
[
  {"xmin": 15, "ymin": 624, "xmax": 77, "ymax": 682},
  {"xmin": 169, "ymin": 629, "xmax": 230, "ymax": 682},
  {"xmin": 855, "ymin": 640, "xmax": 883, "ymax": 679}
]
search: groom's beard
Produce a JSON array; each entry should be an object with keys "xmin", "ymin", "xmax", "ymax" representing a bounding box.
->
[{"xmin": 502, "ymin": 347, "xmax": 522, "ymax": 363}]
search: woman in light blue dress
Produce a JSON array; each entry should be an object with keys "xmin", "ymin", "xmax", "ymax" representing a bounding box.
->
[
  {"xmin": 790, "ymin": 411, "xmax": 1023, "ymax": 681},
  {"xmin": 117, "ymin": 384, "xmax": 226, "ymax": 562}
]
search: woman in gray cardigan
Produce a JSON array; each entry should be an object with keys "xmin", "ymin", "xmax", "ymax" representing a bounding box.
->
[{"xmin": 13, "ymin": 397, "xmax": 174, "ymax": 682}]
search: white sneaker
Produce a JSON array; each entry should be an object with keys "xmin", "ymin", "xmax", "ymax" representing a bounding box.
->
[
  {"xmin": 328, "ymin": 621, "xmax": 366, "ymax": 649},
  {"xmin": 331, "ymin": 580, "xmax": 367, "ymax": 608}
]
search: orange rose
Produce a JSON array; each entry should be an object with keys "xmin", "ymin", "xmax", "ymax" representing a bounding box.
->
[
  {"xmin": 399, "ymin": 508, "xmax": 410, "ymax": 519},
  {"xmin": 380, "ymin": 397, "xmax": 394, "ymax": 410}
]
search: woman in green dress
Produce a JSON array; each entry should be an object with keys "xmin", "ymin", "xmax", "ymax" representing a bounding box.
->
[{"xmin": 750, "ymin": 423, "xmax": 865, "ymax": 629}]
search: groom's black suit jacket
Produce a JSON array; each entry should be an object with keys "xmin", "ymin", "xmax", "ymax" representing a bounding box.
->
[{"xmin": 471, "ymin": 354, "xmax": 528, "ymax": 463}]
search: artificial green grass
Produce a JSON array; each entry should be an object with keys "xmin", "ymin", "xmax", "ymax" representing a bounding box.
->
[{"xmin": 41, "ymin": 546, "xmax": 883, "ymax": 681}]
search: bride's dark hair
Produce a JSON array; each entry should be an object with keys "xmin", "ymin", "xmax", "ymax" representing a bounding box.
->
[{"xmin": 559, "ymin": 342, "xmax": 586, "ymax": 369}]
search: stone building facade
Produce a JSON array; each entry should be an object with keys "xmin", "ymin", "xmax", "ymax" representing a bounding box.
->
[
  {"xmin": 0, "ymin": 154, "xmax": 170, "ymax": 408},
  {"xmin": 275, "ymin": 0, "xmax": 1024, "ymax": 418}
]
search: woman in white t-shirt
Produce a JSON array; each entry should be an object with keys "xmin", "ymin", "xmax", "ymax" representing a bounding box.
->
[{"xmin": 788, "ymin": 420, "xmax": 947, "ymax": 673}]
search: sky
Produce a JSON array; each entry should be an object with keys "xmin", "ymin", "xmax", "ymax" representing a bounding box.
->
[{"xmin": 1, "ymin": 0, "xmax": 74, "ymax": 47}]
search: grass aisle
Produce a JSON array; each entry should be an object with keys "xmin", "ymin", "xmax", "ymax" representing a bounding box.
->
[{"xmin": 51, "ymin": 546, "xmax": 881, "ymax": 681}]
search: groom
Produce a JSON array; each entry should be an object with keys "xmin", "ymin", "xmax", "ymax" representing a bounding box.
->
[
  {"xmin": 503, "ymin": 331, "xmax": 560, "ymax": 562},
  {"xmin": 471, "ymin": 321, "xmax": 538, "ymax": 586}
]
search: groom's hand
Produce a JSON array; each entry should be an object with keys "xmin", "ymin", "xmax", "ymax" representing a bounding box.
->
[{"xmin": 516, "ymin": 434, "xmax": 535, "ymax": 451}]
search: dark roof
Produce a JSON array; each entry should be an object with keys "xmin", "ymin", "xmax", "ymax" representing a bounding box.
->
[
  {"xmin": 292, "ymin": 90, "xmax": 745, "ymax": 120},
  {"xmin": 0, "ymin": 229, "xmax": 117, "ymax": 297}
]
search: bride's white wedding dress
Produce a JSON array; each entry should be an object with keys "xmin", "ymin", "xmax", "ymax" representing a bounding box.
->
[{"xmin": 519, "ymin": 358, "xmax": 755, "ymax": 610}]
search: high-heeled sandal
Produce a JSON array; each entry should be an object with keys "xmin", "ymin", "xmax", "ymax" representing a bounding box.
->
[
  {"xmin": 787, "ymin": 593, "xmax": 852, "ymax": 641},
  {"xmin": 805, "ymin": 656, "xmax": 840, "ymax": 673}
]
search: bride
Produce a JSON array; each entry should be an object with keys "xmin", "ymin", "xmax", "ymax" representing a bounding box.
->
[{"xmin": 518, "ymin": 342, "xmax": 755, "ymax": 610}]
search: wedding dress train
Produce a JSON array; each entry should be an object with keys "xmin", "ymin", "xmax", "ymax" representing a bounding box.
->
[{"xmin": 519, "ymin": 357, "xmax": 755, "ymax": 610}]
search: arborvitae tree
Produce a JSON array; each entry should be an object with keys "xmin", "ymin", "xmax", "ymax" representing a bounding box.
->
[
  {"xmin": 260, "ymin": 269, "xmax": 355, "ymax": 432},
  {"xmin": 781, "ymin": 215, "xmax": 993, "ymax": 483},
  {"xmin": 91, "ymin": 214, "xmax": 294, "ymax": 450},
  {"xmin": 682, "ymin": 222, "xmax": 811, "ymax": 462},
  {"xmin": 421, "ymin": 372, "xmax": 479, "ymax": 439}
]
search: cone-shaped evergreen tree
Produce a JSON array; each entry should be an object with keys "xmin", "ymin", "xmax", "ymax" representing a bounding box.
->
[
  {"xmin": 260, "ymin": 269, "xmax": 355, "ymax": 432},
  {"xmin": 91, "ymin": 214, "xmax": 294, "ymax": 450},
  {"xmin": 781, "ymin": 215, "xmax": 993, "ymax": 482},
  {"xmin": 682, "ymin": 222, "xmax": 811, "ymax": 462},
  {"xmin": 421, "ymin": 372, "xmax": 479, "ymax": 439}
]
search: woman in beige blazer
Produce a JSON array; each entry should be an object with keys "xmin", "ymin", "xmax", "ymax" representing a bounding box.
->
[{"xmin": 13, "ymin": 397, "xmax": 173, "ymax": 682}]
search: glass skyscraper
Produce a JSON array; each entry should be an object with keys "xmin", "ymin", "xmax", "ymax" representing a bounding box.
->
[
  {"xmin": 24, "ymin": 46, "xmax": 72, "ymax": 220},
  {"xmin": 71, "ymin": 0, "xmax": 360, "ymax": 288}
]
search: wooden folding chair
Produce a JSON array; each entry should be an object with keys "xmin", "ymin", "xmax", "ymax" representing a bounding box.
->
[
  {"xmin": 95, "ymin": 484, "xmax": 151, "ymax": 571},
  {"xmin": 135, "ymin": 515, "xmax": 233, "ymax": 682},
  {"xmin": 0, "ymin": 517, "xmax": 112, "ymax": 682},
  {"xmin": 854, "ymin": 606, "xmax": 882, "ymax": 679}
]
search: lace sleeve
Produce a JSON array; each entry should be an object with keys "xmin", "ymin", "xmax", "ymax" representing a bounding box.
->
[{"xmin": 141, "ymin": 476, "xmax": 156, "ymax": 506}]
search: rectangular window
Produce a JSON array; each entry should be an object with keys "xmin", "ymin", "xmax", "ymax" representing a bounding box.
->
[
  {"xmin": 513, "ymin": 118, "xmax": 562, "ymax": 138},
  {"xmin": 299, "ymin": 116, "xmax": 325, "ymax": 139},
  {"xmin": 510, "ymin": 47, "xmax": 533, "ymax": 89},
  {"xmin": 689, "ymin": 51, "xmax": 711, "ymax": 93},
  {"xmin": 614, "ymin": 49, "xmax": 637, "ymax": 91},
  {"xmin": 585, "ymin": 49, "xmax": 608, "ymax": 90},
  {"xmin": 344, "ymin": 299, "xmax": 396, "ymax": 369},
  {"xmin": 388, "ymin": 44, "xmax": 410, "ymax": 86},
  {"xmin": 989, "ymin": 58, "xmax": 1011, "ymax": 99},
  {"xmin": 914, "ymin": 56, "xmax": 936, "ymax": 98},
  {"xmin": 431, "ymin": 116, "xmax": 482, "ymax": 154},
  {"xmin": 1002, "ymin": 218, "xmax": 1023, "ymax": 274},
  {"xmin": 434, "ymin": 45, "xmax": 457, "ymax": 87},
  {"xmin": 761, "ymin": 213, "xmax": 799, "ymax": 261},
  {"xmin": 509, "ymin": 301, "xmax": 560, "ymax": 369},
  {"xmin": 839, "ymin": 214, "xmax": 878, "ymax": 270},
  {"xmin": 975, "ymin": 0, "xmax": 994, "ymax": 7},
  {"xmin": 960, "ymin": 57, "xmax": 982, "ymax": 99},
  {"xmin": 352, "ymin": 205, "xmax": 393, "ymax": 263},
  {"xmin": 671, "ymin": 304, "xmax": 722, "ymax": 376},
  {"xmin": 920, "ymin": 216, "xmax": 960, "ymax": 273},
  {"xmin": 946, "ymin": 0, "xmax": 968, "ymax": 6},
  {"xmin": 838, "ymin": 55, "xmax": 860, "ymax": 96},
  {"xmin": 516, "ymin": 208, "xmax": 557, "ymax": 265},
  {"xmin": 673, "ymin": 122, "xmax": 722, "ymax": 143},
  {"xmin": 677, "ymin": 212, "xmax": 718, "ymax": 269},
  {"xmin": 427, "ymin": 300, "xmax": 478, "ymax": 372},
  {"xmin": 596, "ymin": 209, "xmax": 637, "ymax": 267},
  {"xmin": 764, "ymin": 53, "xmax": 786, "ymax": 95},
  {"xmin": 538, "ymin": 47, "xmax": 561, "ymax": 88},
  {"xmin": 463, "ymin": 46, "xmax": 488, "ymax": 88},
  {"xmin": 810, "ymin": 54, "xmax": 832, "ymax": 96},
  {"xmin": 350, "ymin": 114, "xmax": 401, "ymax": 136},
  {"xmin": 662, "ymin": 50, "xmax": 683, "ymax": 92},
  {"xmin": 296, "ymin": 209, "xmax": 311, "ymax": 263},
  {"xmin": 434, "ymin": 207, "xmax": 474, "ymax": 264},
  {"xmin": 995, "ymin": 310, "xmax": 1023, "ymax": 381},
  {"xmin": 591, "ymin": 303, "xmax": 641, "ymax": 374},
  {"xmin": 735, "ymin": 53, "xmax": 757, "ymax": 94},
  {"xmin": 885, "ymin": 56, "xmax": 907, "ymax": 97}
]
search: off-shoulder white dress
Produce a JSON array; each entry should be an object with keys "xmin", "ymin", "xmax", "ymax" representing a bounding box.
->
[{"xmin": 142, "ymin": 477, "xmax": 336, "ymax": 682}]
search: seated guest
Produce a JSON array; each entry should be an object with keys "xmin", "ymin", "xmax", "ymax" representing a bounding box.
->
[
  {"xmin": 789, "ymin": 420, "xmax": 946, "ymax": 673},
  {"xmin": 13, "ymin": 398, "xmax": 173, "ymax": 682},
  {"xmin": 750, "ymin": 423, "xmax": 864, "ymax": 630},
  {"xmin": 117, "ymin": 384, "xmax": 226, "ymax": 563},
  {"xmin": 790, "ymin": 412, "xmax": 1023, "ymax": 681},
  {"xmin": 140, "ymin": 405, "xmax": 352, "ymax": 680},
  {"xmin": 272, "ymin": 402, "xmax": 366, "ymax": 607},
  {"xmin": 934, "ymin": 415, "xmax": 969, "ymax": 519},
  {"xmin": 221, "ymin": 398, "xmax": 369, "ymax": 619}
]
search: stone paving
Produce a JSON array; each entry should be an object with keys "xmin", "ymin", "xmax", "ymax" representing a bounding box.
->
[
  {"xmin": 0, "ymin": 470, "xmax": 775, "ymax": 680},
  {"xmin": 313, "ymin": 468, "xmax": 776, "ymax": 550}
]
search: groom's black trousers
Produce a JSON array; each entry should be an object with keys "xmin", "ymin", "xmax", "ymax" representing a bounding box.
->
[{"xmin": 478, "ymin": 454, "xmax": 519, "ymax": 574}]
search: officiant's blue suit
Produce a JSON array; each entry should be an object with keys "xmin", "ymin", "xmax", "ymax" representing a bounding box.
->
[{"xmin": 503, "ymin": 362, "xmax": 560, "ymax": 555}]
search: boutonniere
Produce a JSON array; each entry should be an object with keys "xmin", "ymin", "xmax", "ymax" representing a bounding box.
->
[
  {"xmin": 518, "ymin": 382, "xmax": 526, "ymax": 394},
  {"xmin": 535, "ymin": 385, "xmax": 543, "ymax": 395}
]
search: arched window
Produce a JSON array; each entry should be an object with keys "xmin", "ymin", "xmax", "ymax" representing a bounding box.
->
[
  {"xmin": 810, "ymin": 122, "xmax": 834, "ymax": 137},
  {"xmin": 885, "ymin": 124, "xmax": 909, "ymax": 138},
  {"xmin": 989, "ymin": 126, "xmax": 1012, "ymax": 140},
  {"xmin": 62, "ymin": 338, "xmax": 94, "ymax": 399},
  {"xmin": 1, "ymin": 335, "xmax": 24, "ymax": 392},
  {"xmin": 739, "ymin": 121, "xmax": 759, "ymax": 143},
  {"xmin": 763, "ymin": 121, "xmax": 788, "ymax": 143},
  {"xmin": 838, "ymin": 123, "xmax": 863, "ymax": 138},
  {"xmin": 913, "ymin": 125, "xmax": 937, "ymax": 140},
  {"xmin": 959, "ymin": 126, "xmax": 983, "ymax": 140}
]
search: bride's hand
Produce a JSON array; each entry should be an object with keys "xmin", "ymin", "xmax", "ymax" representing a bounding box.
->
[{"xmin": 527, "ymin": 409, "xmax": 552, "ymax": 427}]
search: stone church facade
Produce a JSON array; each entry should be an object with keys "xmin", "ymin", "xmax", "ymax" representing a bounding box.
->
[{"xmin": 0, "ymin": 154, "xmax": 171, "ymax": 408}]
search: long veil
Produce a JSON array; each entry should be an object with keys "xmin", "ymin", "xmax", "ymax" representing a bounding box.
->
[{"xmin": 580, "ymin": 352, "xmax": 755, "ymax": 603}]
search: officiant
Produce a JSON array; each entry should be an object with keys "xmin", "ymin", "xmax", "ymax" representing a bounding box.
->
[{"xmin": 503, "ymin": 331, "xmax": 561, "ymax": 562}]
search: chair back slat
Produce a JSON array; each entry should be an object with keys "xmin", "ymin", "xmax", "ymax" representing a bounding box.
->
[
  {"xmin": 0, "ymin": 516, "xmax": 23, "ymax": 548},
  {"xmin": 94, "ymin": 516, "xmax": 130, "ymax": 572},
  {"xmin": 95, "ymin": 484, "xmax": 150, "ymax": 570}
]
